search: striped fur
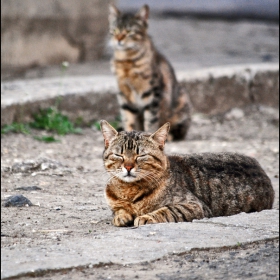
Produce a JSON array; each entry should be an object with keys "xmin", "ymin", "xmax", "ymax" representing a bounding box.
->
[
  {"xmin": 109, "ymin": 4, "xmax": 191, "ymax": 140},
  {"xmin": 100, "ymin": 120, "xmax": 275, "ymax": 227}
]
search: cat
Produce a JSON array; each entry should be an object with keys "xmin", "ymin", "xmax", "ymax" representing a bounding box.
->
[
  {"xmin": 108, "ymin": 4, "xmax": 191, "ymax": 141},
  {"xmin": 100, "ymin": 120, "xmax": 275, "ymax": 227}
]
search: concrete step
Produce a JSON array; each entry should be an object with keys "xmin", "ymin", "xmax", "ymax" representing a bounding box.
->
[{"xmin": 1, "ymin": 210, "xmax": 278, "ymax": 279}]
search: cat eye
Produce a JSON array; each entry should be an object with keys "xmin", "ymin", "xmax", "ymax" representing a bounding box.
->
[
  {"xmin": 113, "ymin": 154, "xmax": 124, "ymax": 160},
  {"xmin": 113, "ymin": 28, "xmax": 120, "ymax": 35},
  {"xmin": 108, "ymin": 154, "xmax": 124, "ymax": 161},
  {"xmin": 128, "ymin": 30, "xmax": 136, "ymax": 36},
  {"xmin": 136, "ymin": 154, "xmax": 148, "ymax": 161}
]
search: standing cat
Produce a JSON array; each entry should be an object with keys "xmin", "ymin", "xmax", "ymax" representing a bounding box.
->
[
  {"xmin": 100, "ymin": 120, "xmax": 274, "ymax": 227},
  {"xmin": 108, "ymin": 4, "xmax": 191, "ymax": 140}
]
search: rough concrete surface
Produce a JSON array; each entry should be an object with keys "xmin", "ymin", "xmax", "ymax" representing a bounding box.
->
[
  {"xmin": 1, "ymin": 211, "xmax": 279, "ymax": 279},
  {"xmin": 1, "ymin": 104, "xmax": 279, "ymax": 279}
]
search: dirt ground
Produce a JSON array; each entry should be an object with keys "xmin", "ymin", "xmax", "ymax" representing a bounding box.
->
[{"xmin": 1, "ymin": 105, "xmax": 279, "ymax": 279}]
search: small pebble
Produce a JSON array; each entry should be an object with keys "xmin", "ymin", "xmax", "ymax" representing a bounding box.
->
[
  {"xmin": 225, "ymin": 108, "xmax": 245, "ymax": 120},
  {"xmin": 4, "ymin": 195, "xmax": 33, "ymax": 207}
]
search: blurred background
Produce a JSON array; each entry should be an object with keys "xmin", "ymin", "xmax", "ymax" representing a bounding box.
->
[{"xmin": 1, "ymin": 0, "xmax": 279, "ymax": 81}]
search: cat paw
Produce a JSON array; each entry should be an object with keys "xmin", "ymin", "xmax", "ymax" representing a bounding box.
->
[
  {"xmin": 113, "ymin": 212, "xmax": 134, "ymax": 227},
  {"xmin": 134, "ymin": 215, "xmax": 157, "ymax": 226}
]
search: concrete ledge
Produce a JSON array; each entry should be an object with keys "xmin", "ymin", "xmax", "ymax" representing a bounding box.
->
[
  {"xmin": 1, "ymin": 210, "xmax": 278, "ymax": 279},
  {"xmin": 178, "ymin": 63, "xmax": 279, "ymax": 115},
  {"xmin": 1, "ymin": 63, "xmax": 279, "ymax": 126},
  {"xmin": 1, "ymin": 76, "xmax": 119, "ymax": 126}
]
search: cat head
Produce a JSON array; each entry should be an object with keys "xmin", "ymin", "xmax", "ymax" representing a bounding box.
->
[
  {"xmin": 108, "ymin": 4, "xmax": 149, "ymax": 51},
  {"xmin": 100, "ymin": 120, "xmax": 169, "ymax": 183}
]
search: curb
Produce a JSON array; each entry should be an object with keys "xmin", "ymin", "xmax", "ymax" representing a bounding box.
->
[
  {"xmin": 178, "ymin": 63, "xmax": 279, "ymax": 115},
  {"xmin": 1, "ymin": 63, "xmax": 279, "ymax": 126},
  {"xmin": 1, "ymin": 210, "xmax": 279, "ymax": 279}
]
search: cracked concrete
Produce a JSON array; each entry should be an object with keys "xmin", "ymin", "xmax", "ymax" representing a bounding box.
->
[{"xmin": 1, "ymin": 211, "xmax": 279, "ymax": 279}]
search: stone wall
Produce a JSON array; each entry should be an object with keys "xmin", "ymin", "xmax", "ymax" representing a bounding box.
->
[{"xmin": 1, "ymin": 0, "xmax": 111, "ymax": 69}]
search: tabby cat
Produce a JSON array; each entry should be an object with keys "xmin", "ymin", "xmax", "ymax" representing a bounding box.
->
[
  {"xmin": 100, "ymin": 120, "xmax": 274, "ymax": 227},
  {"xmin": 108, "ymin": 4, "xmax": 191, "ymax": 140}
]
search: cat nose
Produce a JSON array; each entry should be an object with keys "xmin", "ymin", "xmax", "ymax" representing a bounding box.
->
[
  {"xmin": 124, "ymin": 164, "xmax": 134, "ymax": 172},
  {"xmin": 116, "ymin": 34, "xmax": 125, "ymax": 42}
]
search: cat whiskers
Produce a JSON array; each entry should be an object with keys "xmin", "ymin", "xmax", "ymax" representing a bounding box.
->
[
  {"xmin": 136, "ymin": 169, "xmax": 163, "ymax": 187},
  {"xmin": 96, "ymin": 170, "xmax": 113, "ymax": 184},
  {"xmin": 105, "ymin": 169, "xmax": 123, "ymax": 184}
]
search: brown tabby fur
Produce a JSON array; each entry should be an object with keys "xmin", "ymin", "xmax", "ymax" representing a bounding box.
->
[
  {"xmin": 100, "ymin": 120, "xmax": 275, "ymax": 227},
  {"xmin": 108, "ymin": 4, "xmax": 191, "ymax": 140}
]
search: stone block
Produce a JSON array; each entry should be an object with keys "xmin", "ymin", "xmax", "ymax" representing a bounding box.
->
[
  {"xmin": 250, "ymin": 70, "xmax": 279, "ymax": 107},
  {"xmin": 178, "ymin": 64, "xmax": 279, "ymax": 115},
  {"xmin": 1, "ymin": 0, "xmax": 112, "ymax": 69},
  {"xmin": 181, "ymin": 74, "xmax": 251, "ymax": 115}
]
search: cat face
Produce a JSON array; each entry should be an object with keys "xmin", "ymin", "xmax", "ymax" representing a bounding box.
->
[
  {"xmin": 108, "ymin": 4, "xmax": 149, "ymax": 51},
  {"xmin": 100, "ymin": 120, "xmax": 169, "ymax": 183}
]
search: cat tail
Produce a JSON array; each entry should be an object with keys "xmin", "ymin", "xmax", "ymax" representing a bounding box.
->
[{"xmin": 169, "ymin": 87, "xmax": 192, "ymax": 140}]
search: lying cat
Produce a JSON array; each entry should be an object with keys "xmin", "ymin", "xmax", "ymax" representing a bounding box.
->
[
  {"xmin": 108, "ymin": 4, "xmax": 191, "ymax": 140},
  {"xmin": 100, "ymin": 120, "xmax": 274, "ymax": 227}
]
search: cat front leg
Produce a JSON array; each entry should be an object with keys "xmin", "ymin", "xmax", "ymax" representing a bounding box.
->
[
  {"xmin": 143, "ymin": 106, "xmax": 160, "ymax": 133},
  {"xmin": 113, "ymin": 209, "xmax": 134, "ymax": 227},
  {"xmin": 120, "ymin": 105, "xmax": 143, "ymax": 131},
  {"xmin": 134, "ymin": 203, "xmax": 205, "ymax": 226}
]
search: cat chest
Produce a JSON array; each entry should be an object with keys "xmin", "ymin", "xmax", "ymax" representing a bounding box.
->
[
  {"xmin": 115, "ymin": 63, "xmax": 153, "ymax": 100},
  {"xmin": 108, "ymin": 183, "xmax": 171, "ymax": 215}
]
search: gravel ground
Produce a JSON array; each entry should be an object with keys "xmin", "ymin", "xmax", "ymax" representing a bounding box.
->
[{"xmin": 1, "ymin": 105, "xmax": 279, "ymax": 279}]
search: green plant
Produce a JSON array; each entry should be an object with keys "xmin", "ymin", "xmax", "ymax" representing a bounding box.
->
[
  {"xmin": 57, "ymin": 61, "xmax": 70, "ymax": 99},
  {"xmin": 33, "ymin": 136, "xmax": 60, "ymax": 143},
  {"xmin": 30, "ymin": 107, "xmax": 82, "ymax": 135},
  {"xmin": 1, "ymin": 123, "xmax": 30, "ymax": 135},
  {"xmin": 2, "ymin": 107, "xmax": 82, "ymax": 143}
]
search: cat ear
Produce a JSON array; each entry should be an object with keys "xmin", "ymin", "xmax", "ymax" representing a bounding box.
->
[
  {"xmin": 150, "ymin": 122, "xmax": 170, "ymax": 150},
  {"xmin": 100, "ymin": 120, "xmax": 118, "ymax": 148},
  {"xmin": 136, "ymin": 4, "xmax": 149, "ymax": 22},
  {"xmin": 109, "ymin": 3, "xmax": 120, "ymax": 27}
]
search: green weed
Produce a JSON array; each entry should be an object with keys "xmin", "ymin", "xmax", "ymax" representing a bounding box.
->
[
  {"xmin": 30, "ymin": 107, "xmax": 82, "ymax": 135},
  {"xmin": 1, "ymin": 123, "xmax": 30, "ymax": 135},
  {"xmin": 33, "ymin": 136, "xmax": 60, "ymax": 143},
  {"xmin": 2, "ymin": 107, "xmax": 82, "ymax": 143}
]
